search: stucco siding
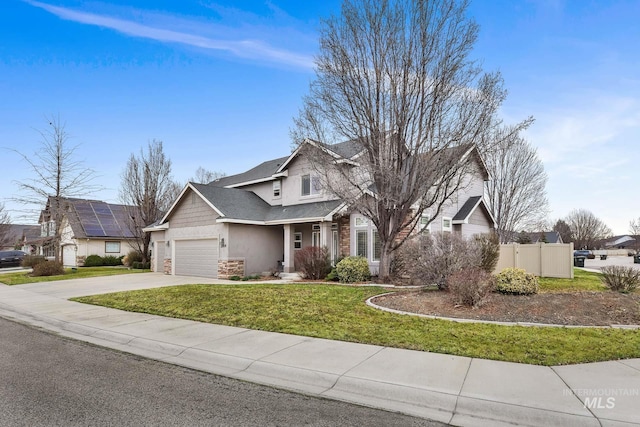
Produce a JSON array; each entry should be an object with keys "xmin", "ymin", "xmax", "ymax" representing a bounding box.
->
[
  {"xmin": 238, "ymin": 180, "xmax": 282, "ymax": 206},
  {"xmin": 228, "ymin": 224, "xmax": 284, "ymax": 274},
  {"xmin": 169, "ymin": 190, "xmax": 219, "ymax": 228},
  {"xmin": 281, "ymin": 156, "xmax": 339, "ymax": 206}
]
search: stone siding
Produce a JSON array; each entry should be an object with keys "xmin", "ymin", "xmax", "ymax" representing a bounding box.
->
[
  {"xmin": 218, "ymin": 258, "xmax": 245, "ymax": 279},
  {"xmin": 338, "ymin": 215, "xmax": 350, "ymax": 257},
  {"xmin": 163, "ymin": 258, "xmax": 172, "ymax": 275}
]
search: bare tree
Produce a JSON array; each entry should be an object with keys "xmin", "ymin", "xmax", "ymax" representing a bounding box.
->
[
  {"xmin": 0, "ymin": 201, "xmax": 12, "ymax": 248},
  {"xmin": 565, "ymin": 209, "xmax": 612, "ymax": 249},
  {"xmin": 291, "ymin": 0, "xmax": 529, "ymax": 279},
  {"xmin": 189, "ymin": 167, "xmax": 225, "ymax": 184},
  {"xmin": 120, "ymin": 140, "xmax": 180, "ymax": 262},
  {"xmin": 484, "ymin": 130, "xmax": 549, "ymax": 243},
  {"xmin": 552, "ymin": 219, "xmax": 572, "ymax": 243},
  {"xmin": 630, "ymin": 217, "xmax": 640, "ymax": 236},
  {"xmin": 11, "ymin": 116, "xmax": 98, "ymax": 262}
]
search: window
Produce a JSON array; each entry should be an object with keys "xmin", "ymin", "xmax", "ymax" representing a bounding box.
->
[
  {"xmin": 105, "ymin": 241, "xmax": 121, "ymax": 253},
  {"xmin": 354, "ymin": 214, "xmax": 380, "ymax": 263},
  {"xmin": 373, "ymin": 230, "xmax": 381, "ymax": 261},
  {"xmin": 354, "ymin": 216, "xmax": 369, "ymax": 227},
  {"xmin": 294, "ymin": 232, "xmax": 302, "ymax": 250},
  {"xmin": 311, "ymin": 224, "xmax": 321, "ymax": 247},
  {"xmin": 356, "ymin": 230, "xmax": 368, "ymax": 258},
  {"xmin": 273, "ymin": 180, "xmax": 281, "ymax": 197},
  {"xmin": 419, "ymin": 215, "xmax": 431, "ymax": 233},
  {"xmin": 301, "ymin": 174, "xmax": 321, "ymax": 196},
  {"xmin": 43, "ymin": 244, "xmax": 55, "ymax": 258},
  {"xmin": 442, "ymin": 217, "xmax": 452, "ymax": 233}
]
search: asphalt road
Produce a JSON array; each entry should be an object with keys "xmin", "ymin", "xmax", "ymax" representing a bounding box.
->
[{"xmin": 0, "ymin": 317, "xmax": 446, "ymax": 427}]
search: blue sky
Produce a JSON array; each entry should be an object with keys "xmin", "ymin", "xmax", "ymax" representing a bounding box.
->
[{"xmin": 1, "ymin": 0, "xmax": 639, "ymax": 235}]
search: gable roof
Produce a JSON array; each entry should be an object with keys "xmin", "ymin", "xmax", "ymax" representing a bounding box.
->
[
  {"xmin": 525, "ymin": 231, "xmax": 563, "ymax": 244},
  {"xmin": 163, "ymin": 183, "xmax": 344, "ymax": 225},
  {"xmin": 42, "ymin": 197, "xmax": 138, "ymax": 239},
  {"xmin": 452, "ymin": 196, "xmax": 497, "ymax": 227},
  {"xmin": 211, "ymin": 156, "xmax": 289, "ymax": 188},
  {"xmin": 0, "ymin": 224, "xmax": 39, "ymax": 249}
]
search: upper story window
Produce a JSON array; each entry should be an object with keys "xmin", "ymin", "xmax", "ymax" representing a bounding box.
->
[
  {"xmin": 273, "ymin": 180, "xmax": 281, "ymax": 198},
  {"xmin": 442, "ymin": 217, "xmax": 452, "ymax": 233},
  {"xmin": 301, "ymin": 174, "xmax": 321, "ymax": 196},
  {"xmin": 419, "ymin": 215, "xmax": 431, "ymax": 233},
  {"xmin": 48, "ymin": 220, "xmax": 55, "ymax": 237}
]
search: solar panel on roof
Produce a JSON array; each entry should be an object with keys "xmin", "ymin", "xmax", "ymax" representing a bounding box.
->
[{"xmin": 84, "ymin": 226, "xmax": 106, "ymax": 237}]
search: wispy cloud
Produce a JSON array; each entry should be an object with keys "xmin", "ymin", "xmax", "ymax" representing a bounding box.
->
[{"xmin": 25, "ymin": 0, "xmax": 315, "ymax": 69}]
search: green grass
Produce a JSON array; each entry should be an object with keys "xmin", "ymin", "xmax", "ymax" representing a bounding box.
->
[
  {"xmin": 72, "ymin": 283, "xmax": 640, "ymax": 366},
  {"xmin": 0, "ymin": 266, "xmax": 149, "ymax": 285},
  {"xmin": 538, "ymin": 268, "xmax": 607, "ymax": 292}
]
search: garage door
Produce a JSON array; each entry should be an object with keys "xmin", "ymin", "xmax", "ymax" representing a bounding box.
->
[{"xmin": 174, "ymin": 239, "xmax": 218, "ymax": 278}]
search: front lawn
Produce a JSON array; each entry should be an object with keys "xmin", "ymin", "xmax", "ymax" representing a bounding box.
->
[
  {"xmin": 72, "ymin": 283, "xmax": 640, "ymax": 366},
  {"xmin": 538, "ymin": 268, "xmax": 607, "ymax": 292},
  {"xmin": 0, "ymin": 267, "xmax": 149, "ymax": 286}
]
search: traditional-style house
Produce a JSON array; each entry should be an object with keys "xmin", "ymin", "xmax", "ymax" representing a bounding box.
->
[
  {"xmin": 145, "ymin": 139, "xmax": 496, "ymax": 279},
  {"xmin": 38, "ymin": 197, "xmax": 139, "ymax": 266}
]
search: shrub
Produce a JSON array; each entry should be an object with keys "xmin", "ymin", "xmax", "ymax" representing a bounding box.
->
[
  {"xmin": 336, "ymin": 256, "xmax": 370, "ymax": 283},
  {"xmin": 228, "ymin": 275, "xmax": 242, "ymax": 281},
  {"xmin": 325, "ymin": 268, "xmax": 339, "ymax": 281},
  {"xmin": 294, "ymin": 246, "xmax": 332, "ymax": 280},
  {"xmin": 83, "ymin": 255, "xmax": 104, "ymax": 267},
  {"xmin": 21, "ymin": 255, "xmax": 46, "ymax": 268},
  {"xmin": 474, "ymin": 232, "xmax": 500, "ymax": 273},
  {"xmin": 122, "ymin": 250, "xmax": 143, "ymax": 267},
  {"xmin": 495, "ymin": 268, "xmax": 539, "ymax": 295},
  {"xmin": 32, "ymin": 261, "xmax": 64, "ymax": 277},
  {"xmin": 447, "ymin": 267, "xmax": 495, "ymax": 308},
  {"xmin": 102, "ymin": 255, "xmax": 123, "ymax": 266},
  {"xmin": 131, "ymin": 261, "xmax": 150, "ymax": 270},
  {"xmin": 397, "ymin": 232, "xmax": 481, "ymax": 289},
  {"xmin": 600, "ymin": 266, "xmax": 640, "ymax": 293}
]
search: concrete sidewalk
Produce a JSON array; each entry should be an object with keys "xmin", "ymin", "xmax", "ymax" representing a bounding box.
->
[{"xmin": 0, "ymin": 273, "xmax": 638, "ymax": 426}]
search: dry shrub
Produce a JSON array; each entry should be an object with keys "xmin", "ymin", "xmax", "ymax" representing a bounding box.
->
[
  {"xmin": 21, "ymin": 255, "xmax": 46, "ymax": 268},
  {"xmin": 474, "ymin": 232, "xmax": 500, "ymax": 273},
  {"xmin": 600, "ymin": 266, "xmax": 640, "ymax": 293},
  {"xmin": 447, "ymin": 267, "xmax": 495, "ymax": 308},
  {"xmin": 294, "ymin": 246, "xmax": 331, "ymax": 280},
  {"xmin": 32, "ymin": 261, "xmax": 64, "ymax": 277},
  {"xmin": 123, "ymin": 250, "xmax": 142, "ymax": 267},
  {"xmin": 397, "ymin": 232, "xmax": 481, "ymax": 289}
]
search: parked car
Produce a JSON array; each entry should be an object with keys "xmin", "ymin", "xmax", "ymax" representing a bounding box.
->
[
  {"xmin": 573, "ymin": 250, "xmax": 595, "ymax": 259},
  {"xmin": 0, "ymin": 250, "xmax": 27, "ymax": 268}
]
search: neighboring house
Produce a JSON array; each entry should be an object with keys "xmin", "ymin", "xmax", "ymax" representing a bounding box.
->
[
  {"xmin": 146, "ymin": 139, "xmax": 495, "ymax": 279},
  {"xmin": 603, "ymin": 235, "xmax": 638, "ymax": 250},
  {"xmin": 526, "ymin": 231, "xmax": 563, "ymax": 244},
  {"xmin": 0, "ymin": 224, "xmax": 40, "ymax": 251},
  {"xmin": 38, "ymin": 197, "xmax": 139, "ymax": 266}
]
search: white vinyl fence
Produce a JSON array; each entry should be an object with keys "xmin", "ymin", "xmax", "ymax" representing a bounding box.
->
[{"xmin": 495, "ymin": 243, "xmax": 574, "ymax": 279}]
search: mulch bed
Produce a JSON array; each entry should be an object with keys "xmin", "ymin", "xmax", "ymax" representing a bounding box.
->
[{"xmin": 372, "ymin": 290, "xmax": 640, "ymax": 326}]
